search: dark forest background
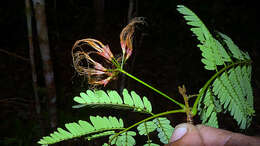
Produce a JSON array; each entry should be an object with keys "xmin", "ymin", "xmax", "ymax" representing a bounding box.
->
[{"xmin": 0, "ymin": 0, "xmax": 259, "ymax": 145}]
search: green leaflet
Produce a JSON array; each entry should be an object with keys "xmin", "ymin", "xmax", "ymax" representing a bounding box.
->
[
  {"xmin": 153, "ymin": 117, "xmax": 174, "ymax": 144},
  {"xmin": 177, "ymin": 5, "xmax": 231, "ymax": 70},
  {"xmin": 109, "ymin": 131, "xmax": 136, "ymax": 146},
  {"xmin": 37, "ymin": 116, "xmax": 124, "ymax": 145},
  {"xmin": 107, "ymin": 90, "xmax": 123, "ymax": 104},
  {"xmin": 73, "ymin": 89, "xmax": 153, "ymax": 114},
  {"xmin": 123, "ymin": 89, "xmax": 134, "ymax": 106},
  {"xmin": 95, "ymin": 90, "xmax": 111, "ymax": 103},
  {"xmin": 143, "ymin": 96, "xmax": 152, "ymax": 112},
  {"xmin": 131, "ymin": 91, "xmax": 145, "ymax": 109},
  {"xmin": 137, "ymin": 121, "xmax": 157, "ymax": 135}
]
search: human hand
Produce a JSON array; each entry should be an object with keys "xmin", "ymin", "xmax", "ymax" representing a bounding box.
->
[{"xmin": 165, "ymin": 123, "xmax": 260, "ymax": 146}]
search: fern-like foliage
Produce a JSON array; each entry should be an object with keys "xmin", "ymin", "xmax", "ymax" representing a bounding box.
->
[
  {"xmin": 177, "ymin": 5, "xmax": 231, "ymax": 70},
  {"xmin": 212, "ymin": 67, "xmax": 254, "ymax": 129},
  {"xmin": 73, "ymin": 89, "xmax": 152, "ymax": 114},
  {"xmin": 38, "ymin": 88, "xmax": 174, "ymax": 146},
  {"xmin": 38, "ymin": 116, "xmax": 124, "ymax": 145},
  {"xmin": 218, "ymin": 32, "xmax": 250, "ymax": 60},
  {"xmin": 177, "ymin": 5, "xmax": 254, "ymax": 129}
]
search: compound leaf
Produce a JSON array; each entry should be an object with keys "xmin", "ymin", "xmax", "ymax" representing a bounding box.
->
[
  {"xmin": 73, "ymin": 89, "xmax": 153, "ymax": 114},
  {"xmin": 38, "ymin": 116, "xmax": 124, "ymax": 145},
  {"xmin": 178, "ymin": 5, "xmax": 254, "ymax": 130},
  {"xmin": 177, "ymin": 5, "xmax": 231, "ymax": 70}
]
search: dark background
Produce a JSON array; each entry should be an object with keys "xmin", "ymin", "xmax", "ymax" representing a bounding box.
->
[{"xmin": 0, "ymin": 0, "xmax": 259, "ymax": 145}]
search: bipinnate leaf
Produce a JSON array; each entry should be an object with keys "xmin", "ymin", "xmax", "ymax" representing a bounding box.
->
[
  {"xmin": 38, "ymin": 116, "xmax": 124, "ymax": 145},
  {"xmin": 178, "ymin": 4, "xmax": 254, "ymax": 129},
  {"xmin": 73, "ymin": 89, "xmax": 153, "ymax": 114}
]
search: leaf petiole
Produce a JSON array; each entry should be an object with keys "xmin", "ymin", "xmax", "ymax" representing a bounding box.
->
[{"xmin": 117, "ymin": 68, "xmax": 185, "ymax": 109}]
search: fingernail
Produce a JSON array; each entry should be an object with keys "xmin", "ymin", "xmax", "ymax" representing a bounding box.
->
[{"xmin": 170, "ymin": 125, "xmax": 187, "ymax": 142}]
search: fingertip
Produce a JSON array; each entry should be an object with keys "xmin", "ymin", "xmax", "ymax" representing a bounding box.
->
[
  {"xmin": 170, "ymin": 123, "xmax": 188, "ymax": 142},
  {"xmin": 170, "ymin": 123, "xmax": 197, "ymax": 143}
]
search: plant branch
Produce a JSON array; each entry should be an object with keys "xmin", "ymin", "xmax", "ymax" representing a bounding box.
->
[
  {"xmin": 178, "ymin": 85, "xmax": 193, "ymax": 124},
  {"xmin": 118, "ymin": 69, "xmax": 185, "ymax": 109}
]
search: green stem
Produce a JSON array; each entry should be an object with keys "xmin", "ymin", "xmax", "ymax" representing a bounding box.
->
[
  {"xmin": 191, "ymin": 60, "xmax": 252, "ymax": 115},
  {"xmin": 118, "ymin": 69, "xmax": 185, "ymax": 109},
  {"xmin": 109, "ymin": 109, "xmax": 185, "ymax": 144}
]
